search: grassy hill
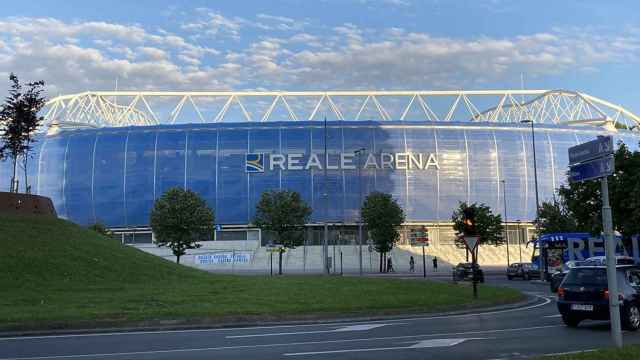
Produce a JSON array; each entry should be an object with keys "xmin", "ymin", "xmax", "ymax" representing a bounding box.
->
[{"xmin": 0, "ymin": 215, "xmax": 523, "ymax": 330}]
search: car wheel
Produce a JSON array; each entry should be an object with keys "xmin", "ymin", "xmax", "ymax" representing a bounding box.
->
[
  {"xmin": 562, "ymin": 313, "xmax": 581, "ymax": 328},
  {"xmin": 622, "ymin": 304, "xmax": 640, "ymax": 331},
  {"xmin": 507, "ymin": 275, "xmax": 512, "ymax": 280}
]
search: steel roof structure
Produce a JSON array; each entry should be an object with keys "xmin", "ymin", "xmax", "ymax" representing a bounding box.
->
[{"xmin": 42, "ymin": 89, "xmax": 640, "ymax": 131}]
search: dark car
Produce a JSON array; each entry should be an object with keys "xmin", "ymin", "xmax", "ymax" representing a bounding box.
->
[
  {"xmin": 507, "ymin": 262, "xmax": 540, "ymax": 280},
  {"xmin": 557, "ymin": 265, "xmax": 640, "ymax": 330},
  {"xmin": 551, "ymin": 258, "xmax": 637, "ymax": 293},
  {"xmin": 452, "ymin": 262, "xmax": 484, "ymax": 283}
]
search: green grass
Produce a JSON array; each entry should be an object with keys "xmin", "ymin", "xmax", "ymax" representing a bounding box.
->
[
  {"xmin": 535, "ymin": 345, "xmax": 640, "ymax": 359},
  {"xmin": 0, "ymin": 215, "xmax": 523, "ymax": 330}
]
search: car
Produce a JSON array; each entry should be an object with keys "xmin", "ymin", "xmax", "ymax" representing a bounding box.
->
[
  {"xmin": 556, "ymin": 265, "xmax": 640, "ymax": 330},
  {"xmin": 452, "ymin": 262, "xmax": 484, "ymax": 283},
  {"xmin": 507, "ymin": 262, "xmax": 540, "ymax": 280},
  {"xmin": 550, "ymin": 261, "xmax": 579, "ymax": 293},
  {"xmin": 581, "ymin": 256, "xmax": 636, "ymax": 267}
]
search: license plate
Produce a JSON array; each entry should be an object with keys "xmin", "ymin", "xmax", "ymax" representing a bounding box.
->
[{"xmin": 571, "ymin": 304, "xmax": 594, "ymax": 311}]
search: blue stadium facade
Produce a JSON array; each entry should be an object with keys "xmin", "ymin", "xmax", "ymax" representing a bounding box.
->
[{"xmin": 2, "ymin": 120, "xmax": 639, "ymax": 228}]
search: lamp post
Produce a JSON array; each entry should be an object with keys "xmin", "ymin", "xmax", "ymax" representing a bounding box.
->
[
  {"xmin": 501, "ymin": 180, "xmax": 510, "ymax": 267},
  {"xmin": 521, "ymin": 119, "xmax": 543, "ymax": 279},
  {"xmin": 355, "ymin": 147, "xmax": 366, "ymax": 276},
  {"xmin": 323, "ymin": 116, "xmax": 330, "ymax": 275},
  {"xmin": 516, "ymin": 220, "xmax": 523, "ymax": 263}
]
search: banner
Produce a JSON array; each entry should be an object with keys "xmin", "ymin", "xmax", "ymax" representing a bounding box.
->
[{"xmin": 194, "ymin": 252, "xmax": 252, "ymax": 265}]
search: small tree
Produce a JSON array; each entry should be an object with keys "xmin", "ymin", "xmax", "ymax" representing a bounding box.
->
[
  {"xmin": 361, "ymin": 192, "xmax": 405, "ymax": 273},
  {"xmin": 534, "ymin": 198, "xmax": 580, "ymax": 235},
  {"xmin": 253, "ymin": 190, "xmax": 312, "ymax": 275},
  {"xmin": 150, "ymin": 187, "xmax": 214, "ymax": 264},
  {"xmin": 452, "ymin": 202, "xmax": 504, "ymax": 254},
  {"xmin": 0, "ymin": 73, "xmax": 46, "ymax": 193}
]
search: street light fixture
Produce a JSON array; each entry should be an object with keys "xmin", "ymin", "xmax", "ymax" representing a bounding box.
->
[
  {"xmin": 355, "ymin": 147, "xmax": 367, "ymax": 276},
  {"xmin": 521, "ymin": 119, "xmax": 543, "ymax": 279},
  {"xmin": 501, "ymin": 180, "xmax": 510, "ymax": 267}
]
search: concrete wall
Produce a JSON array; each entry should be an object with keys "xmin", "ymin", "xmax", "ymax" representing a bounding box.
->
[{"xmin": 135, "ymin": 241, "xmax": 535, "ymax": 274}]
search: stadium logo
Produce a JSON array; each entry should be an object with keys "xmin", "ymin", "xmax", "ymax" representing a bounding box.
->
[{"xmin": 245, "ymin": 153, "xmax": 265, "ymax": 173}]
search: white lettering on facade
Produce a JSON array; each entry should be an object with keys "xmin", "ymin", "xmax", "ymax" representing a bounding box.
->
[
  {"xmin": 270, "ymin": 154, "xmax": 286, "ymax": 170},
  {"xmin": 341, "ymin": 153, "xmax": 355, "ymax": 170},
  {"xmin": 364, "ymin": 153, "xmax": 379, "ymax": 169},
  {"xmin": 381, "ymin": 153, "xmax": 394, "ymax": 169},
  {"xmin": 288, "ymin": 153, "xmax": 304, "ymax": 170},
  {"xmin": 395, "ymin": 153, "xmax": 408, "ymax": 170},
  {"xmin": 265, "ymin": 152, "xmax": 439, "ymax": 171},
  {"xmin": 305, "ymin": 153, "xmax": 323, "ymax": 170}
]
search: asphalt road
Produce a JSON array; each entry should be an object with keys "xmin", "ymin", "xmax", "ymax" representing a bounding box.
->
[{"xmin": 1, "ymin": 276, "xmax": 639, "ymax": 360}]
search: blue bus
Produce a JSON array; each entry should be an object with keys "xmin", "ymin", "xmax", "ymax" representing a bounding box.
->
[{"xmin": 530, "ymin": 233, "xmax": 640, "ymax": 274}]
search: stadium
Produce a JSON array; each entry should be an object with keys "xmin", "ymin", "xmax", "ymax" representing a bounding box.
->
[{"xmin": 3, "ymin": 90, "xmax": 640, "ymax": 271}]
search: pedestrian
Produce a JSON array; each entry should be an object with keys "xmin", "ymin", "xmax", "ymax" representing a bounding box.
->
[
  {"xmin": 409, "ymin": 256, "xmax": 415, "ymax": 272},
  {"xmin": 433, "ymin": 256, "xmax": 438, "ymax": 272},
  {"xmin": 387, "ymin": 257, "xmax": 395, "ymax": 273}
]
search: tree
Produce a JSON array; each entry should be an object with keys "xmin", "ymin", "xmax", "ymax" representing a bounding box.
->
[
  {"xmin": 150, "ymin": 187, "xmax": 214, "ymax": 264},
  {"xmin": 452, "ymin": 202, "xmax": 504, "ymax": 251},
  {"xmin": 253, "ymin": 190, "xmax": 312, "ymax": 275},
  {"xmin": 0, "ymin": 73, "xmax": 46, "ymax": 193},
  {"xmin": 361, "ymin": 192, "xmax": 405, "ymax": 273},
  {"xmin": 559, "ymin": 141, "xmax": 640, "ymax": 244},
  {"xmin": 534, "ymin": 198, "xmax": 581, "ymax": 235}
]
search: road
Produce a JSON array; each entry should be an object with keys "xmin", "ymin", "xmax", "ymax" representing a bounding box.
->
[{"xmin": 1, "ymin": 276, "xmax": 639, "ymax": 360}]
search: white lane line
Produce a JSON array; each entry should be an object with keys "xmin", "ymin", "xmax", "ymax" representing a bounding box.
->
[
  {"xmin": 0, "ymin": 296, "xmax": 552, "ymax": 342},
  {"xmin": 225, "ymin": 323, "xmax": 398, "ymax": 339},
  {"xmin": 544, "ymin": 314, "xmax": 562, "ymax": 318},
  {"xmin": 283, "ymin": 337, "xmax": 489, "ymax": 356},
  {"xmin": 0, "ymin": 325, "xmax": 561, "ymax": 360}
]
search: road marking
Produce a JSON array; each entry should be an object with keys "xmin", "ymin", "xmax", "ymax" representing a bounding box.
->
[
  {"xmin": 283, "ymin": 337, "xmax": 488, "ymax": 356},
  {"xmin": 226, "ymin": 323, "xmax": 397, "ymax": 339},
  {"xmin": 544, "ymin": 314, "xmax": 562, "ymax": 318},
  {"xmin": 0, "ymin": 296, "xmax": 551, "ymax": 342},
  {"xmin": 0, "ymin": 325, "xmax": 561, "ymax": 360}
]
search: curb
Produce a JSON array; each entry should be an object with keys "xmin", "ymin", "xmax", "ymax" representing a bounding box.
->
[{"xmin": 0, "ymin": 293, "xmax": 542, "ymax": 338}]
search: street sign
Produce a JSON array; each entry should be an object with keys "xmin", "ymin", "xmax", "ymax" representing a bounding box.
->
[
  {"xmin": 215, "ymin": 224, "xmax": 222, "ymax": 231},
  {"xmin": 463, "ymin": 236, "xmax": 480, "ymax": 252},
  {"xmin": 569, "ymin": 155, "xmax": 614, "ymax": 183},
  {"xmin": 568, "ymin": 136, "xmax": 613, "ymax": 165},
  {"xmin": 410, "ymin": 227, "xmax": 429, "ymax": 246}
]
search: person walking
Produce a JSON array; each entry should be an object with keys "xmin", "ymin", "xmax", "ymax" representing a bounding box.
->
[
  {"xmin": 387, "ymin": 257, "xmax": 395, "ymax": 273},
  {"xmin": 409, "ymin": 256, "xmax": 415, "ymax": 273},
  {"xmin": 432, "ymin": 256, "xmax": 438, "ymax": 272}
]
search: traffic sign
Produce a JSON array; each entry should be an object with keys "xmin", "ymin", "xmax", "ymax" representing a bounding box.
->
[
  {"xmin": 463, "ymin": 236, "xmax": 480, "ymax": 252},
  {"xmin": 568, "ymin": 136, "xmax": 613, "ymax": 165},
  {"xmin": 569, "ymin": 155, "xmax": 614, "ymax": 183},
  {"xmin": 215, "ymin": 224, "xmax": 222, "ymax": 231}
]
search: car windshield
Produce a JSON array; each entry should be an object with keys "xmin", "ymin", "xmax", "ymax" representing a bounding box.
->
[{"xmin": 563, "ymin": 268, "xmax": 608, "ymax": 286}]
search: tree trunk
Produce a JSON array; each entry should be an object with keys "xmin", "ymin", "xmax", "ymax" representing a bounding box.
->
[
  {"xmin": 379, "ymin": 252, "xmax": 383, "ymax": 273},
  {"xmin": 176, "ymin": 255, "xmax": 181, "ymax": 264},
  {"xmin": 23, "ymin": 139, "xmax": 30, "ymax": 193},
  {"xmin": 278, "ymin": 248, "xmax": 284, "ymax": 275},
  {"xmin": 11, "ymin": 156, "xmax": 17, "ymax": 193}
]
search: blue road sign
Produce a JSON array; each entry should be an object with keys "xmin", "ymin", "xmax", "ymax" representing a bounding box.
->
[
  {"xmin": 568, "ymin": 136, "xmax": 613, "ymax": 165},
  {"xmin": 215, "ymin": 224, "xmax": 222, "ymax": 231},
  {"xmin": 569, "ymin": 155, "xmax": 614, "ymax": 183}
]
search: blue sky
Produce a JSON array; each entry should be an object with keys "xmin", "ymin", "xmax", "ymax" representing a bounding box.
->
[{"xmin": 1, "ymin": 0, "xmax": 639, "ymax": 113}]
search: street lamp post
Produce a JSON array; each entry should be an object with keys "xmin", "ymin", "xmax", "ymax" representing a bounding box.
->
[
  {"xmin": 501, "ymin": 180, "xmax": 510, "ymax": 267},
  {"xmin": 323, "ymin": 116, "xmax": 330, "ymax": 275},
  {"xmin": 516, "ymin": 220, "xmax": 523, "ymax": 263},
  {"xmin": 521, "ymin": 119, "xmax": 543, "ymax": 279},
  {"xmin": 355, "ymin": 148, "xmax": 366, "ymax": 276}
]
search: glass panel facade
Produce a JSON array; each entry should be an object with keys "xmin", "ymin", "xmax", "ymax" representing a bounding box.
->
[{"xmin": 21, "ymin": 123, "xmax": 640, "ymax": 228}]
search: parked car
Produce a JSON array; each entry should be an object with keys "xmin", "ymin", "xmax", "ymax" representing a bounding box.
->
[
  {"xmin": 556, "ymin": 265, "xmax": 640, "ymax": 330},
  {"xmin": 452, "ymin": 262, "xmax": 484, "ymax": 283},
  {"xmin": 581, "ymin": 256, "xmax": 636, "ymax": 267},
  {"xmin": 550, "ymin": 261, "xmax": 579, "ymax": 293},
  {"xmin": 507, "ymin": 262, "xmax": 540, "ymax": 280}
]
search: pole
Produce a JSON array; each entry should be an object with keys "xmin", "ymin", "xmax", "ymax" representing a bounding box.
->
[
  {"xmin": 270, "ymin": 251, "xmax": 273, "ymax": 277},
  {"xmin": 529, "ymin": 121, "xmax": 544, "ymax": 280},
  {"xmin": 602, "ymin": 176, "xmax": 623, "ymax": 348},
  {"xmin": 340, "ymin": 251, "xmax": 343, "ymax": 276},
  {"xmin": 356, "ymin": 148, "xmax": 366, "ymax": 276},
  {"xmin": 472, "ymin": 248, "xmax": 478, "ymax": 299},
  {"xmin": 323, "ymin": 116, "xmax": 329, "ymax": 274},
  {"xmin": 517, "ymin": 221, "xmax": 523, "ymax": 263},
  {"xmin": 422, "ymin": 245, "xmax": 426, "ymax": 278},
  {"xmin": 502, "ymin": 180, "xmax": 510, "ymax": 266}
]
